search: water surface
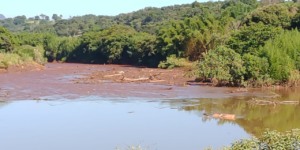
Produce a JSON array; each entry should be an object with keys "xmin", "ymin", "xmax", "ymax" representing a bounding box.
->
[
  {"xmin": 0, "ymin": 97, "xmax": 250, "ymax": 150},
  {"xmin": 0, "ymin": 63, "xmax": 300, "ymax": 150}
]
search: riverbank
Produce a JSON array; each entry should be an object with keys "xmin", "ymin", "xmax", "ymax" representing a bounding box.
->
[
  {"xmin": 75, "ymin": 65, "xmax": 197, "ymax": 86},
  {"xmin": 0, "ymin": 63, "xmax": 266, "ymax": 101},
  {"xmin": 0, "ymin": 62, "xmax": 44, "ymax": 73}
]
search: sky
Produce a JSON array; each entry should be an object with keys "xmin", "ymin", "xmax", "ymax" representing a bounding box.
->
[{"xmin": 1, "ymin": 0, "xmax": 208, "ymax": 18}]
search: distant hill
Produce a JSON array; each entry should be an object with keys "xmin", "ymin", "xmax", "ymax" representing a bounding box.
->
[{"xmin": 0, "ymin": 14, "xmax": 5, "ymax": 20}]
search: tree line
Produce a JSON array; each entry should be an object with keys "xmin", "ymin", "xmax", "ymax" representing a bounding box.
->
[{"xmin": 1, "ymin": 0, "xmax": 300, "ymax": 86}]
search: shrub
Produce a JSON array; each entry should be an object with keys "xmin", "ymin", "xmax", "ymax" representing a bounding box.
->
[
  {"xmin": 158, "ymin": 55, "xmax": 192, "ymax": 69},
  {"xmin": 0, "ymin": 45, "xmax": 46, "ymax": 69},
  {"xmin": 197, "ymin": 46, "xmax": 245, "ymax": 86},
  {"xmin": 227, "ymin": 22, "xmax": 282, "ymax": 55},
  {"xmin": 57, "ymin": 37, "xmax": 80, "ymax": 62},
  {"xmin": 15, "ymin": 45, "xmax": 46, "ymax": 65},
  {"xmin": 14, "ymin": 32, "xmax": 44, "ymax": 47},
  {"xmin": 43, "ymin": 33, "xmax": 60, "ymax": 62},
  {"xmin": 242, "ymin": 54, "xmax": 273, "ymax": 87},
  {"xmin": 243, "ymin": 3, "xmax": 294, "ymax": 29},
  {"xmin": 229, "ymin": 129, "xmax": 300, "ymax": 150},
  {"xmin": 288, "ymin": 70, "xmax": 300, "ymax": 86},
  {"xmin": 0, "ymin": 53, "xmax": 23, "ymax": 69},
  {"xmin": 260, "ymin": 30, "xmax": 300, "ymax": 82},
  {"xmin": 0, "ymin": 26, "xmax": 15, "ymax": 52}
]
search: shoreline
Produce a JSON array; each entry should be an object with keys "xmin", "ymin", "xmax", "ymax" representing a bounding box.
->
[{"xmin": 0, "ymin": 63, "xmax": 273, "ymax": 101}]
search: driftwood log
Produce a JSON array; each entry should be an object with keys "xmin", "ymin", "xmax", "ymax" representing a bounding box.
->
[{"xmin": 248, "ymin": 98, "xmax": 299, "ymax": 106}]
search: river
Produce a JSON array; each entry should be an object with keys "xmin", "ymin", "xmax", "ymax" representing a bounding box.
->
[{"xmin": 0, "ymin": 63, "xmax": 299, "ymax": 150}]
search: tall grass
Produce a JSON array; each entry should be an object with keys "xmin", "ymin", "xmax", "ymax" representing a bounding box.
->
[
  {"xmin": 0, "ymin": 45, "xmax": 46, "ymax": 69},
  {"xmin": 158, "ymin": 54, "xmax": 195, "ymax": 69},
  {"xmin": 0, "ymin": 53, "xmax": 23, "ymax": 69}
]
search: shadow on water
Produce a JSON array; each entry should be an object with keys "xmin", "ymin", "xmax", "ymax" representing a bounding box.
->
[{"xmin": 164, "ymin": 88, "xmax": 300, "ymax": 137}]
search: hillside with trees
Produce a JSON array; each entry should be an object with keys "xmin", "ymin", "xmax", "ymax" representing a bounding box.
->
[{"xmin": 1, "ymin": 0, "xmax": 300, "ymax": 87}]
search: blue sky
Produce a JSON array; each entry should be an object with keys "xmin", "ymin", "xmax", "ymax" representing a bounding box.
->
[{"xmin": 1, "ymin": 0, "xmax": 208, "ymax": 18}]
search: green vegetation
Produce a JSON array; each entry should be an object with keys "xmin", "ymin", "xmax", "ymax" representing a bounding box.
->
[
  {"xmin": 0, "ymin": 0, "xmax": 300, "ymax": 86},
  {"xmin": 0, "ymin": 27, "xmax": 46, "ymax": 69},
  {"xmin": 158, "ymin": 55, "xmax": 192, "ymax": 69},
  {"xmin": 229, "ymin": 129, "xmax": 300, "ymax": 149}
]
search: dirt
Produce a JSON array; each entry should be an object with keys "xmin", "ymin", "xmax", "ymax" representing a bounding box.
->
[
  {"xmin": 1, "ymin": 62, "xmax": 45, "ymax": 73},
  {"xmin": 76, "ymin": 65, "xmax": 197, "ymax": 86},
  {"xmin": 0, "ymin": 63, "xmax": 260, "ymax": 101}
]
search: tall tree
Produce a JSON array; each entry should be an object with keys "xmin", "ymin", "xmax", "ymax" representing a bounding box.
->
[
  {"xmin": 52, "ymin": 14, "xmax": 62, "ymax": 21},
  {"xmin": 13, "ymin": 15, "xmax": 26, "ymax": 25}
]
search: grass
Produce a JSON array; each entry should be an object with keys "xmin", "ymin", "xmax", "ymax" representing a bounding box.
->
[
  {"xmin": 288, "ymin": 70, "xmax": 300, "ymax": 87},
  {"xmin": 158, "ymin": 55, "xmax": 195, "ymax": 69},
  {"xmin": 0, "ymin": 53, "xmax": 24, "ymax": 69},
  {"xmin": 0, "ymin": 45, "xmax": 46, "ymax": 69}
]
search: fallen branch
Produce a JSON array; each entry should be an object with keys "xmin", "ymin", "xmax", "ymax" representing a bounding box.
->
[
  {"xmin": 149, "ymin": 80, "xmax": 165, "ymax": 83},
  {"xmin": 230, "ymin": 88, "xmax": 248, "ymax": 93},
  {"xmin": 103, "ymin": 73, "xmax": 123, "ymax": 78},
  {"xmin": 121, "ymin": 76, "xmax": 150, "ymax": 82},
  {"xmin": 278, "ymin": 101, "xmax": 299, "ymax": 105}
]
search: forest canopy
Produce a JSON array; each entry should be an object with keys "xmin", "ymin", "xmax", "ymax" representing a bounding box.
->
[{"xmin": 1, "ymin": 0, "xmax": 300, "ymax": 87}]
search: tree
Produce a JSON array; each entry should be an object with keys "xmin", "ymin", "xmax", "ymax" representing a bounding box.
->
[
  {"xmin": 259, "ymin": 30, "xmax": 300, "ymax": 81},
  {"xmin": 52, "ymin": 14, "xmax": 62, "ymax": 21},
  {"xmin": 43, "ymin": 33, "xmax": 60, "ymax": 62},
  {"xmin": 0, "ymin": 14, "xmax": 5, "ymax": 20},
  {"xmin": 197, "ymin": 46, "xmax": 245, "ymax": 86},
  {"xmin": 221, "ymin": 0, "xmax": 258, "ymax": 20},
  {"xmin": 34, "ymin": 15, "xmax": 40, "ymax": 20},
  {"xmin": 261, "ymin": 0, "xmax": 285, "ymax": 5},
  {"xmin": 0, "ymin": 26, "xmax": 15, "ymax": 52},
  {"xmin": 243, "ymin": 3, "xmax": 294, "ymax": 29},
  {"xmin": 40, "ymin": 14, "xmax": 46, "ymax": 20},
  {"xmin": 242, "ymin": 54, "xmax": 270, "ymax": 86},
  {"xmin": 13, "ymin": 15, "xmax": 26, "ymax": 25},
  {"xmin": 72, "ymin": 25, "xmax": 157, "ymax": 65},
  {"xmin": 156, "ymin": 15, "xmax": 227, "ymax": 60},
  {"xmin": 227, "ymin": 22, "xmax": 282, "ymax": 55},
  {"xmin": 45, "ymin": 16, "xmax": 50, "ymax": 21}
]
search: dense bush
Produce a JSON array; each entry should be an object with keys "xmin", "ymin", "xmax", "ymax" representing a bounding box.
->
[
  {"xmin": 1, "ymin": 1, "xmax": 300, "ymax": 86},
  {"xmin": 243, "ymin": 3, "xmax": 295, "ymax": 29},
  {"xmin": 0, "ymin": 26, "xmax": 15, "ymax": 52},
  {"xmin": 72, "ymin": 25, "xmax": 158, "ymax": 65},
  {"xmin": 242, "ymin": 54, "xmax": 272, "ymax": 86},
  {"xmin": 56, "ymin": 37, "xmax": 80, "ymax": 62},
  {"xmin": 0, "ymin": 53, "xmax": 22, "ymax": 69},
  {"xmin": 158, "ymin": 55, "xmax": 191, "ymax": 69},
  {"xmin": 14, "ymin": 32, "xmax": 44, "ymax": 46},
  {"xmin": 197, "ymin": 46, "xmax": 245, "ymax": 86},
  {"xmin": 156, "ymin": 14, "xmax": 229, "ymax": 61},
  {"xmin": 227, "ymin": 22, "xmax": 282, "ymax": 55},
  {"xmin": 260, "ymin": 30, "xmax": 300, "ymax": 82},
  {"xmin": 230, "ymin": 129, "xmax": 300, "ymax": 150},
  {"xmin": 14, "ymin": 45, "xmax": 46, "ymax": 64},
  {"xmin": 0, "ymin": 45, "xmax": 46, "ymax": 69}
]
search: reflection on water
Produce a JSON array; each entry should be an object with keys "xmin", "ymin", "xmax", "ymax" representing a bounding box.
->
[
  {"xmin": 0, "ymin": 88, "xmax": 299, "ymax": 150},
  {"xmin": 170, "ymin": 88, "xmax": 300, "ymax": 137},
  {"xmin": 0, "ymin": 98, "xmax": 249, "ymax": 150},
  {"xmin": 0, "ymin": 101, "xmax": 9, "ymax": 109}
]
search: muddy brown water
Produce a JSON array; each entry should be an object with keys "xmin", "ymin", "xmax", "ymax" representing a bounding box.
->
[{"xmin": 0, "ymin": 63, "xmax": 299, "ymax": 150}]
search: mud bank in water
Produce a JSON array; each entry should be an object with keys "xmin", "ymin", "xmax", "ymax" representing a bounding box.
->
[{"xmin": 0, "ymin": 63, "xmax": 269, "ymax": 101}]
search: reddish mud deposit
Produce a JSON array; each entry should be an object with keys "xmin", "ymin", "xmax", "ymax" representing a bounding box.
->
[{"xmin": 0, "ymin": 63, "xmax": 258, "ymax": 100}]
